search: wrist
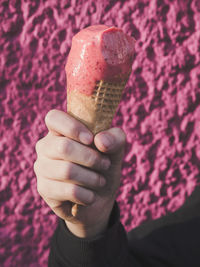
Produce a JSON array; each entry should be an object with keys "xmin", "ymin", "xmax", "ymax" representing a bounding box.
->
[
  {"xmin": 65, "ymin": 215, "xmax": 110, "ymax": 238},
  {"xmin": 64, "ymin": 200, "xmax": 117, "ymax": 238}
]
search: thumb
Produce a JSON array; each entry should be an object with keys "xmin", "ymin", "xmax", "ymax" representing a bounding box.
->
[{"xmin": 94, "ymin": 127, "xmax": 126, "ymax": 161}]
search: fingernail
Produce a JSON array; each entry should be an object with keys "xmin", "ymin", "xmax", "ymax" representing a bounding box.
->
[
  {"xmin": 101, "ymin": 158, "xmax": 111, "ymax": 170},
  {"xmin": 79, "ymin": 132, "xmax": 93, "ymax": 145},
  {"xmin": 100, "ymin": 177, "xmax": 106, "ymax": 187},
  {"xmin": 79, "ymin": 189, "xmax": 95, "ymax": 205},
  {"xmin": 100, "ymin": 134, "xmax": 113, "ymax": 149},
  {"xmin": 86, "ymin": 191, "xmax": 95, "ymax": 204}
]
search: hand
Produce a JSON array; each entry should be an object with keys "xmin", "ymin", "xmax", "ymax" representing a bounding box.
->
[{"xmin": 34, "ymin": 109, "xmax": 126, "ymax": 238}]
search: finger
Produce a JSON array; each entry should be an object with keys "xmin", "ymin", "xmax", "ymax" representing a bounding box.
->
[
  {"xmin": 94, "ymin": 127, "xmax": 126, "ymax": 154},
  {"xmin": 37, "ymin": 177, "xmax": 95, "ymax": 205},
  {"xmin": 34, "ymin": 158, "xmax": 106, "ymax": 189},
  {"xmin": 36, "ymin": 134, "xmax": 111, "ymax": 171},
  {"xmin": 45, "ymin": 109, "xmax": 93, "ymax": 145}
]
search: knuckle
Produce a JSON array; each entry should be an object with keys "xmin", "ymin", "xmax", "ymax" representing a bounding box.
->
[
  {"xmin": 63, "ymin": 162, "xmax": 72, "ymax": 180},
  {"xmin": 87, "ymin": 152, "xmax": 98, "ymax": 167},
  {"xmin": 114, "ymin": 128, "xmax": 126, "ymax": 147},
  {"xmin": 35, "ymin": 139, "xmax": 42, "ymax": 154},
  {"xmin": 57, "ymin": 138, "xmax": 72, "ymax": 157},
  {"xmin": 70, "ymin": 185, "xmax": 79, "ymax": 201},
  {"xmin": 116, "ymin": 127, "xmax": 126, "ymax": 139},
  {"xmin": 33, "ymin": 161, "xmax": 39, "ymax": 174},
  {"xmin": 120, "ymin": 130, "xmax": 126, "ymax": 146},
  {"xmin": 94, "ymin": 173, "xmax": 101, "ymax": 187},
  {"xmin": 45, "ymin": 109, "xmax": 57, "ymax": 125},
  {"xmin": 68, "ymin": 123, "xmax": 80, "ymax": 140},
  {"xmin": 36, "ymin": 180, "xmax": 44, "ymax": 197}
]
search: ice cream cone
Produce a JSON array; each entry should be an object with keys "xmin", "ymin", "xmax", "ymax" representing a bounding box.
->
[
  {"xmin": 65, "ymin": 25, "xmax": 135, "ymax": 218},
  {"xmin": 67, "ymin": 77, "xmax": 129, "ymax": 135}
]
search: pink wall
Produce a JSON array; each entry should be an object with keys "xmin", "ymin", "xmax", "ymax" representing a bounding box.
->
[{"xmin": 1, "ymin": 0, "xmax": 200, "ymax": 266}]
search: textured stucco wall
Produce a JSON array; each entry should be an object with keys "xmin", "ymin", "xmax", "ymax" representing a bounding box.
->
[{"xmin": 1, "ymin": 0, "xmax": 200, "ymax": 266}]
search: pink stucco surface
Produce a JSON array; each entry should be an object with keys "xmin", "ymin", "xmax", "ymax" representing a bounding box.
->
[{"xmin": 0, "ymin": 0, "xmax": 200, "ymax": 266}]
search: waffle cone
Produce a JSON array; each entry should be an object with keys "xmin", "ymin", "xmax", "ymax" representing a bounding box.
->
[
  {"xmin": 67, "ymin": 77, "xmax": 129, "ymax": 217},
  {"xmin": 67, "ymin": 79, "xmax": 128, "ymax": 135}
]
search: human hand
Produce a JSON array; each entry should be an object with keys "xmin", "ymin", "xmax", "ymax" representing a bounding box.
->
[{"xmin": 34, "ymin": 109, "xmax": 126, "ymax": 238}]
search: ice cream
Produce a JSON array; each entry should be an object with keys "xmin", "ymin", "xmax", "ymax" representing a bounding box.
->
[{"xmin": 66, "ymin": 25, "xmax": 135, "ymax": 134}]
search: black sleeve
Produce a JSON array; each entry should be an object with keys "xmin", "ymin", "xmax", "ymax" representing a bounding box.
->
[
  {"xmin": 48, "ymin": 202, "xmax": 139, "ymax": 267},
  {"xmin": 48, "ymin": 186, "xmax": 200, "ymax": 267},
  {"xmin": 127, "ymin": 186, "xmax": 200, "ymax": 267}
]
